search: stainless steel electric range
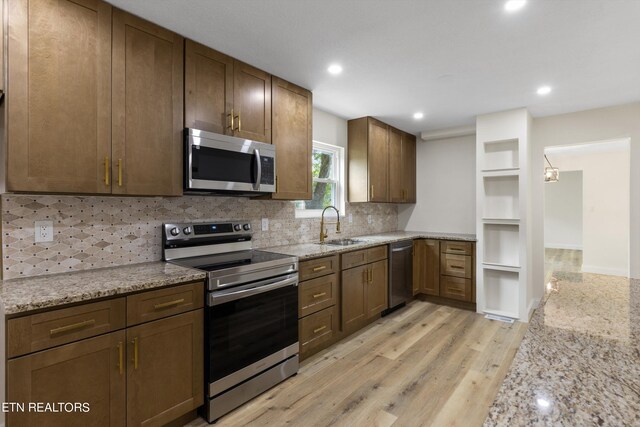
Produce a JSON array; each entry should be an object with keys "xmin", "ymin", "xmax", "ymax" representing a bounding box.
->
[{"xmin": 162, "ymin": 221, "xmax": 299, "ymax": 423}]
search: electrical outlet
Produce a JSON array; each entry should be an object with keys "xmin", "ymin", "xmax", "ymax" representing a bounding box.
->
[
  {"xmin": 348, "ymin": 213, "xmax": 353, "ymax": 224},
  {"xmin": 261, "ymin": 218, "xmax": 269, "ymax": 231},
  {"xmin": 367, "ymin": 215, "xmax": 372, "ymax": 224},
  {"xmin": 35, "ymin": 220, "xmax": 54, "ymax": 243}
]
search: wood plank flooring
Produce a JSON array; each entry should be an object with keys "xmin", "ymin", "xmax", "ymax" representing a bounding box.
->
[{"xmin": 187, "ymin": 301, "xmax": 527, "ymax": 426}]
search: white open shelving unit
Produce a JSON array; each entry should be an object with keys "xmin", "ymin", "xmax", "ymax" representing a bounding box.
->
[{"xmin": 476, "ymin": 109, "xmax": 533, "ymax": 322}]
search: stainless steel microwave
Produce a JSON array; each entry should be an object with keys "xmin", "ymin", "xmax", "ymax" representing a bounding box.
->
[{"xmin": 184, "ymin": 128, "xmax": 276, "ymax": 195}]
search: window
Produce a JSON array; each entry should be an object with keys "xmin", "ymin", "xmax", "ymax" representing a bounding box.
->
[{"xmin": 294, "ymin": 141, "xmax": 345, "ymax": 218}]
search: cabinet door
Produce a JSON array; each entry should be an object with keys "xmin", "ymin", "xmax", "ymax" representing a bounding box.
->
[
  {"xmin": 112, "ymin": 10, "xmax": 183, "ymax": 196},
  {"xmin": 388, "ymin": 127, "xmax": 404, "ymax": 203},
  {"xmin": 271, "ymin": 77, "xmax": 312, "ymax": 200},
  {"xmin": 7, "ymin": 331, "xmax": 126, "ymax": 427},
  {"xmin": 367, "ymin": 260, "xmax": 388, "ymax": 318},
  {"xmin": 233, "ymin": 61, "xmax": 271, "ymax": 143},
  {"xmin": 126, "ymin": 310, "xmax": 203, "ymax": 427},
  {"xmin": 367, "ymin": 118, "xmax": 389, "ymax": 202},
  {"xmin": 421, "ymin": 240, "xmax": 440, "ymax": 296},
  {"xmin": 341, "ymin": 265, "xmax": 367, "ymax": 330},
  {"xmin": 402, "ymin": 132, "xmax": 417, "ymax": 203},
  {"xmin": 184, "ymin": 40, "xmax": 234, "ymax": 134},
  {"xmin": 7, "ymin": 0, "xmax": 112, "ymax": 193}
]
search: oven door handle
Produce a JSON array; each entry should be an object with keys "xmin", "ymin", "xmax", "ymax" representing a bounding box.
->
[
  {"xmin": 209, "ymin": 274, "xmax": 297, "ymax": 306},
  {"xmin": 253, "ymin": 148, "xmax": 262, "ymax": 191}
]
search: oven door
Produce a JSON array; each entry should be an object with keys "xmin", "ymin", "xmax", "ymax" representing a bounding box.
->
[
  {"xmin": 206, "ymin": 273, "xmax": 298, "ymax": 397},
  {"xmin": 186, "ymin": 129, "xmax": 275, "ymax": 193}
]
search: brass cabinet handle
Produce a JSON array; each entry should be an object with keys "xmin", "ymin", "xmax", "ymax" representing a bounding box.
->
[
  {"xmin": 104, "ymin": 157, "xmax": 110, "ymax": 186},
  {"xmin": 227, "ymin": 109, "xmax": 234, "ymax": 131},
  {"xmin": 131, "ymin": 337, "xmax": 138, "ymax": 370},
  {"xmin": 369, "ymin": 269, "xmax": 373, "ymax": 283},
  {"xmin": 154, "ymin": 298, "xmax": 185, "ymax": 310},
  {"xmin": 118, "ymin": 159, "xmax": 122, "ymax": 186},
  {"xmin": 312, "ymin": 292, "xmax": 327, "ymax": 299},
  {"xmin": 238, "ymin": 111, "xmax": 242, "ymax": 132},
  {"xmin": 234, "ymin": 111, "xmax": 241, "ymax": 132},
  {"xmin": 117, "ymin": 342, "xmax": 124, "ymax": 375},
  {"xmin": 312, "ymin": 265, "xmax": 327, "ymax": 272},
  {"xmin": 313, "ymin": 325, "xmax": 327, "ymax": 334},
  {"xmin": 49, "ymin": 319, "xmax": 96, "ymax": 336}
]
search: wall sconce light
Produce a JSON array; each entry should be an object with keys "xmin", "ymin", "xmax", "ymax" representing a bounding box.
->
[{"xmin": 544, "ymin": 154, "xmax": 559, "ymax": 183}]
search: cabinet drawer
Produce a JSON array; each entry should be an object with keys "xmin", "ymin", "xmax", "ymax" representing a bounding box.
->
[
  {"xmin": 8, "ymin": 298, "xmax": 126, "ymax": 358},
  {"xmin": 299, "ymin": 306, "xmax": 337, "ymax": 356},
  {"xmin": 441, "ymin": 253, "xmax": 472, "ymax": 279},
  {"xmin": 127, "ymin": 281, "xmax": 204, "ymax": 326},
  {"xmin": 299, "ymin": 273, "xmax": 337, "ymax": 318},
  {"xmin": 299, "ymin": 255, "xmax": 339, "ymax": 281},
  {"xmin": 367, "ymin": 245, "xmax": 388, "ymax": 263},
  {"xmin": 341, "ymin": 249, "xmax": 368, "ymax": 270},
  {"xmin": 440, "ymin": 241, "xmax": 473, "ymax": 256},
  {"xmin": 439, "ymin": 276, "xmax": 473, "ymax": 302}
]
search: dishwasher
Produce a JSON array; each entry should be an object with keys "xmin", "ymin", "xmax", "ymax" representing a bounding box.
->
[{"xmin": 385, "ymin": 240, "xmax": 414, "ymax": 314}]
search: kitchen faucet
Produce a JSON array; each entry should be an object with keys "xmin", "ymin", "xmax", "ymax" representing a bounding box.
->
[{"xmin": 320, "ymin": 205, "xmax": 341, "ymax": 243}]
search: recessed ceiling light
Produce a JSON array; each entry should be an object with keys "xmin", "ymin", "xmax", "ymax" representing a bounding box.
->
[
  {"xmin": 537, "ymin": 85, "xmax": 552, "ymax": 96},
  {"xmin": 327, "ymin": 64, "xmax": 343, "ymax": 75},
  {"xmin": 413, "ymin": 112, "xmax": 424, "ymax": 120},
  {"xmin": 504, "ymin": 0, "xmax": 526, "ymax": 12}
]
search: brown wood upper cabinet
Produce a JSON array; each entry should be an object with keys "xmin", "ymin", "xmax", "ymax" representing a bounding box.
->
[
  {"xmin": 185, "ymin": 40, "xmax": 271, "ymax": 143},
  {"xmin": 6, "ymin": 2, "xmax": 183, "ymax": 196},
  {"xmin": 270, "ymin": 77, "xmax": 313, "ymax": 200},
  {"xmin": 348, "ymin": 117, "xmax": 416, "ymax": 203}
]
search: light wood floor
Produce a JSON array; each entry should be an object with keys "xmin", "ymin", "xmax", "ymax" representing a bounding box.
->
[{"xmin": 188, "ymin": 301, "xmax": 527, "ymax": 426}]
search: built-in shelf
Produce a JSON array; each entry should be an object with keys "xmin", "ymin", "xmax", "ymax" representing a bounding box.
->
[
  {"xmin": 483, "ymin": 175, "xmax": 519, "ymax": 219},
  {"xmin": 483, "ymin": 268, "xmax": 520, "ymax": 318},
  {"xmin": 482, "ymin": 218, "xmax": 520, "ymax": 225},
  {"xmin": 483, "ymin": 138, "xmax": 519, "ymax": 171},
  {"xmin": 483, "ymin": 223, "xmax": 520, "ymax": 266},
  {"xmin": 482, "ymin": 262, "xmax": 521, "ymax": 272},
  {"xmin": 481, "ymin": 168, "xmax": 520, "ymax": 177}
]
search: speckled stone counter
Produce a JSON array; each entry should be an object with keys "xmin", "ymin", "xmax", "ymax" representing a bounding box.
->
[
  {"xmin": 485, "ymin": 273, "xmax": 640, "ymax": 426},
  {"xmin": 265, "ymin": 230, "xmax": 476, "ymax": 260},
  {"xmin": 0, "ymin": 262, "xmax": 206, "ymax": 315}
]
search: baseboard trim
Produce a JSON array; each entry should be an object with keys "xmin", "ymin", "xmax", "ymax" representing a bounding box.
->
[
  {"xmin": 527, "ymin": 298, "xmax": 541, "ymax": 321},
  {"xmin": 581, "ymin": 265, "xmax": 628, "ymax": 278},
  {"xmin": 544, "ymin": 244, "xmax": 583, "ymax": 250}
]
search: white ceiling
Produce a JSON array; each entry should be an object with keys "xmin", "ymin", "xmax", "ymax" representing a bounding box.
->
[{"xmin": 106, "ymin": 0, "xmax": 640, "ymax": 135}]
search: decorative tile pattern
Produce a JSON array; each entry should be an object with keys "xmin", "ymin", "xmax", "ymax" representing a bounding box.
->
[{"xmin": 1, "ymin": 195, "xmax": 397, "ymax": 279}]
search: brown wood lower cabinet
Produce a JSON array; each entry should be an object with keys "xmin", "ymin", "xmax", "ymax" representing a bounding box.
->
[
  {"xmin": 5, "ymin": 281, "xmax": 204, "ymax": 427},
  {"xmin": 341, "ymin": 264, "xmax": 368, "ymax": 329},
  {"xmin": 7, "ymin": 331, "xmax": 126, "ymax": 427}
]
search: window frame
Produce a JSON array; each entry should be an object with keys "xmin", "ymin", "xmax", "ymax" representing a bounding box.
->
[{"xmin": 294, "ymin": 140, "xmax": 345, "ymax": 219}]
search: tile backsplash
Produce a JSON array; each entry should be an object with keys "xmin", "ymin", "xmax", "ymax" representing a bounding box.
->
[{"xmin": 2, "ymin": 194, "xmax": 397, "ymax": 279}]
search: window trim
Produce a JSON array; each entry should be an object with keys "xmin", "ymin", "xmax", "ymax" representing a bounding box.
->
[{"xmin": 294, "ymin": 140, "xmax": 345, "ymax": 219}]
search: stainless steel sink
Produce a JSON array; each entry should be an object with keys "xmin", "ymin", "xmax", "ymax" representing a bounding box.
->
[{"xmin": 319, "ymin": 238, "xmax": 366, "ymax": 246}]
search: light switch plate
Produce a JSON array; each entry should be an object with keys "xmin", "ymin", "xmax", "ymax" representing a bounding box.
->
[
  {"xmin": 348, "ymin": 213, "xmax": 353, "ymax": 224},
  {"xmin": 35, "ymin": 220, "xmax": 54, "ymax": 243},
  {"xmin": 367, "ymin": 215, "xmax": 372, "ymax": 224},
  {"xmin": 261, "ymin": 218, "xmax": 269, "ymax": 231}
]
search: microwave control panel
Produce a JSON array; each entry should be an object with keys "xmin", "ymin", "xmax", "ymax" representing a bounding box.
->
[{"xmin": 260, "ymin": 157, "xmax": 275, "ymax": 185}]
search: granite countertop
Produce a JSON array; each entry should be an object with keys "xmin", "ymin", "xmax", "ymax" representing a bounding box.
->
[
  {"xmin": 0, "ymin": 262, "xmax": 206, "ymax": 316},
  {"xmin": 485, "ymin": 273, "xmax": 640, "ymax": 426},
  {"xmin": 264, "ymin": 230, "xmax": 476, "ymax": 260}
]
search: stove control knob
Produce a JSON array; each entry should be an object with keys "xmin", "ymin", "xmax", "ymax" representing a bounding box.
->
[
  {"xmin": 170, "ymin": 227, "xmax": 180, "ymax": 236},
  {"xmin": 183, "ymin": 226, "xmax": 192, "ymax": 235},
  {"xmin": 233, "ymin": 224, "xmax": 242, "ymax": 232},
  {"xmin": 243, "ymin": 223, "xmax": 251, "ymax": 231}
]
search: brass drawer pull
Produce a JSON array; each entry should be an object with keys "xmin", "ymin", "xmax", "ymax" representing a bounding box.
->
[
  {"xmin": 449, "ymin": 247, "xmax": 466, "ymax": 252},
  {"xmin": 313, "ymin": 325, "xmax": 327, "ymax": 334},
  {"xmin": 450, "ymin": 265, "xmax": 465, "ymax": 270},
  {"xmin": 154, "ymin": 298, "xmax": 185, "ymax": 310},
  {"xmin": 49, "ymin": 319, "xmax": 96, "ymax": 336},
  {"xmin": 312, "ymin": 265, "xmax": 327, "ymax": 272},
  {"xmin": 313, "ymin": 292, "xmax": 327, "ymax": 298},
  {"xmin": 117, "ymin": 342, "xmax": 124, "ymax": 375}
]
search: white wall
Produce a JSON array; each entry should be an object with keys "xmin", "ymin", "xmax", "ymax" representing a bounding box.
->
[
  {"xmin": 544, "ymin": 170, "xmax": 583, "ymax": 250},
  {"xmin": 532, "ymin": 102, "xmax": 640, "ymax": 284},
  {"xmin": 398, "ymin": 134, "xmax": 476, "ymax": 233},
  {"xmin": 545, "ymin": 142, "xmax": 630, "ymax": 276},
  {"xmin": 312, "ymin": 107, "xmax": 347, "ymax": 148}
]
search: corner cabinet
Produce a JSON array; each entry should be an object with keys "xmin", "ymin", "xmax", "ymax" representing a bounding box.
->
[
  {"xmin": 6, "ymin": 281, "xmax": 204, "ymax": 427},
  {"xmin": 6, "ymin": 2, "xmax": 184, "ymax": 196},
  {"xmin": 270, "ymin": 77, "xmax": 313, "ymax": 200},
  {"xmin": 347, "ymin": 117, "xmax": 416, "ymax": 203},
  {"xmin": 184, "ymin": 40, "xmax": 271, "ymax": 144}
]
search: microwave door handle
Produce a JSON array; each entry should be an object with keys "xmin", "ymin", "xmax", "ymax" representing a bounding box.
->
[
  {"xmin": 253, "ymin": 148, "xmax": 262, "ymax": 191},
  {"xmin": 209, "ymin": 275, "xmax": 298, "ymax": 306}
]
